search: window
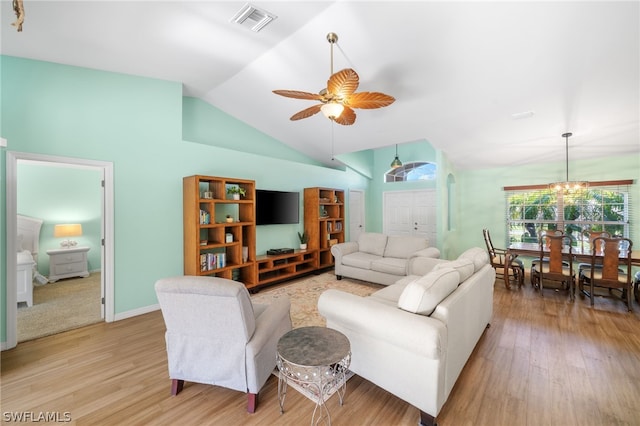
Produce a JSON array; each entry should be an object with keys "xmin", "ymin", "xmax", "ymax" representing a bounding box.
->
[
  {"xmin": 385, "ymin": 161, "xmax": 436, "ymax": 182},
  {"xmin": 505, "ymin": 182, "xmax": 633, "ymax": 249}
]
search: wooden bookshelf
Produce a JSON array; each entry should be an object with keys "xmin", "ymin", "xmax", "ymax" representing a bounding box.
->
[
  {"xmin": 304, "ymin": 187, "xmax": 345, "ymax": 269},
  {"xmin": 183, "ymin": 175, "xmax": 257, "ymax": 288}
]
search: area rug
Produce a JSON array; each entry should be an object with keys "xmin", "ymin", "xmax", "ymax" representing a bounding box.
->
[
  {"xmin": 17, "ymin": 272, "xmax": 102, "ymax": 342},
  {"xmin": 250, "ymin": 271, "xmax": 382, "ymax": 328},
  {"xmin": 253, "ymin": 271, "xmax": 380, "ymax": 403}
]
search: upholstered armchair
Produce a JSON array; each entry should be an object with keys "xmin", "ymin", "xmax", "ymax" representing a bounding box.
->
[{"xmin": 155, "ymin": 276, "xmax": 292, "ymax": 413}]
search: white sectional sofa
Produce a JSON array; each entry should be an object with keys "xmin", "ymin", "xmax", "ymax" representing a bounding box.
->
[
  {"xmin": 318, "ymin": 247, "xmax": 495, "ymax": 426},
  {"xmin": 331, "ymin": 232, "xmax": 441, "ymax": 285}
]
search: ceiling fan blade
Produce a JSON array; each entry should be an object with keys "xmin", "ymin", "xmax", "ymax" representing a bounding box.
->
[
  {"xmin": 327, "ymin": 68, "xmax": 359, "ymax": 99},
  {"xmin": 273, "ymin": 90, "xmax": 323, "ymax": 101},
  {"xmin": 345, "ymin": 92, "xmax": 396, "ymax": 109},
  {"xmin": 290, "ymin": 104, "xmax": 322, "ymax": 121},
  {"xmin": 334, "ymin": 106, "xmax": 356, "ymax": 125}
]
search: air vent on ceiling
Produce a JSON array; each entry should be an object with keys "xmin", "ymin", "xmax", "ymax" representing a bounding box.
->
[{"xmin": 231, "ymin": 3, "xmax": 277, "ymax": 33}]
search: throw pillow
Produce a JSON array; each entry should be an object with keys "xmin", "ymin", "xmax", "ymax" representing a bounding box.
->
[
  {"xmin": 397, "ymin": 268, "xmax": 460, "ymax": 316},
  {"xmin": 433, "ymin": 258, "xmax": 474, "ymax": 283}
]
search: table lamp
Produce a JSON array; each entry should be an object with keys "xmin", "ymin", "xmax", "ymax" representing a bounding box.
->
[{"xmin": 54, "ymin": 223, "xmax": 82, "ymax": 248}]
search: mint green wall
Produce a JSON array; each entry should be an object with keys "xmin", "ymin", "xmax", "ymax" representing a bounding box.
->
[
  {"xmin": 17, "ymin": 163, "xmax": 102, "ymax": 275},
  {"xmin": 0, "ymin": 56, "xmax": 369, "ymax": 343},
  {"xmin": 183, "ymin": 97, "xmax": 326, "ymax": 167},
  {"xmin": 456, "ymin": 155, "xmax": 640, "ymax": 260},
  {"xmin": 368, "ymin": 140, "xmax": 438, "ymax": 232}
]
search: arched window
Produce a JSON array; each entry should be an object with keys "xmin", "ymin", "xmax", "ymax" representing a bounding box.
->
[{"xmin": 385, "ymin": 161, "xmax": 437, "ymax": 183}]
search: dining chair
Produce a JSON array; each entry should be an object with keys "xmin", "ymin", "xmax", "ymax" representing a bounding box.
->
[
  {"xmin": 482, "ymin": 228, "xmax": 524, "ymax": 287},
  {"xmin": 530, "ymin": 230, "xmax": 569, "ymax": 288},
  {"xmin": 577, "ymin": 230, "xmax": 611, "ymax": 293},
  {"xmin": 531, "ymin": 233, "xmax": 575, "ymax": 300},
  {"xmin": 579, "ymin": 236, "xmax": 633, "ymax": 311}
]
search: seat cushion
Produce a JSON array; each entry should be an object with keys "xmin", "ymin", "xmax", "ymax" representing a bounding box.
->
[
  {"xmin": 433, "ymin": 258, "xmax": 475, "ymax": 283},
  {"xmin": 369, "ymin": 281, "xmax": 410, "ymax": 306},
  {"xmin": 357, "ymin": 233, "xmax": 388, "ymax": 256},
  {"xmin": 397, "ymin": 268, "xmax": 460, "ymax": 316},
  {"xmin": 371, "ymin": 257, "xmax": 408, "ymax": 276},
  {"xmin": 383, "ymin": 236, "xmax": 428, "ymax": 259},
  {"xmin": 342, "ymin": 252, "xmax": 381, "ymax": 269}
]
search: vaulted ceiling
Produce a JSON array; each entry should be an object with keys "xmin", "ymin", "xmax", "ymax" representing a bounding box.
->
[{"xmin": 2, "ymin": 1, "xmax": 638, "ymax": 170}]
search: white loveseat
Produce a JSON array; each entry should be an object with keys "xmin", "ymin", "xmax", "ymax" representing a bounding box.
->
[
  {"xmin": 318, "ymin": 247, "xmax": 495, "ymax": 426},
  {"xmin": 331, "ymin": 232, "xmax": 441, "ymax": 285}
]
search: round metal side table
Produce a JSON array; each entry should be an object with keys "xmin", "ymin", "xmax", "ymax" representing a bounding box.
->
[{"xmin": 276, "ymin": 326, "xmax": 351, "ymax": 426}]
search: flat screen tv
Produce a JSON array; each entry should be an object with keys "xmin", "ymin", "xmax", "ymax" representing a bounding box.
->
[{"xmin": 256, "ymin": 190, "xmax": 300, "ymax": 225}]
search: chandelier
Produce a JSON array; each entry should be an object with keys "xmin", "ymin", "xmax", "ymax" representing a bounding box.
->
[{"xmin": 549, "ymin": 132, "xmax": 589, "ymax": 192}]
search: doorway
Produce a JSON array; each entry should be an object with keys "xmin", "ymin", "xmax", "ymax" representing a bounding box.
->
[
  {"xmin": 383, "ymin": 189, "xmax": 437, "ymax": 243},
  {"xmin": 5, "ymin": 152, "xmax": 114, "ymax": 350},
  {"xmin": 348, "ymin": 189, "xmax": 365, "ymax": 242}
]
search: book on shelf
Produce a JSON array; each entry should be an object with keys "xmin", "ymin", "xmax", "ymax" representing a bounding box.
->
[
  {"xmin": 199, "ymin": 209, "xmax": 211, "ymax": 225},
  {"xmin": 200, "ymin": 252, "xmax": 228, "ymax": 271}
]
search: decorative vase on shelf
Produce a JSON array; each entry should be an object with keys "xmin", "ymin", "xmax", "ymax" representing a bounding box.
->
[
  {"xmin": 226, "ymin": 216, "xmax": 233, "ymax": 223},
  {"xmin": 300, "ymin": 243, "xmax": 307, "ymax": 250}
]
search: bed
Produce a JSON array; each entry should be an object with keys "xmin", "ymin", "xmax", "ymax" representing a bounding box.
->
[{"xmin": 17, "ymin": 214, "xmax": 44, "ymax": 307}]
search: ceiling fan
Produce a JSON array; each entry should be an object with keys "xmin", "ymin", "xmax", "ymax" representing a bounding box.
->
[{"xmin": 273, "ymin": 32, "xmax": 395, "ymax": 126}]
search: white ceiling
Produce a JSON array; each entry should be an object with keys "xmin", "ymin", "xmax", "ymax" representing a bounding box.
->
[{"xmin": 2, "ymin": 1, "xmax": 638, "ymax": 170}]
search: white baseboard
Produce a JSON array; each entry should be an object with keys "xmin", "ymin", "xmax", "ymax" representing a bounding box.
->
[{"xmin": 113, "ymin": 304, "xmax": 160, "ymax": 321}]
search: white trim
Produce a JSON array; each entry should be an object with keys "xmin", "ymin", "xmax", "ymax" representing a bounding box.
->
[
  {"xmin": 114, "ymin": 304, "xmax": 160, "ymax": 322},
  {"xmin": 3, "ymin": 152, "xmax": 115, "ymax": 350}
]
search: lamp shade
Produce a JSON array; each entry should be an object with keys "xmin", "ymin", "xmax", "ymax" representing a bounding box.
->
[
  {"xmin": 321, "ymin": 102, "xmax": 344, "ymax": 120},
  {"xmin": 54, "ymin": 224, "xmax": 83, "ymax": 238}
]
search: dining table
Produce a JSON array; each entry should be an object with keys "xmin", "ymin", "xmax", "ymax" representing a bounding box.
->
[{"xmin": 503, "ymin": 242, "xmax": 640, "ymax": 289}]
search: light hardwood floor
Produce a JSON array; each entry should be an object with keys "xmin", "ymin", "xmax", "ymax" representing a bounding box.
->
[{"xmin": 2, "ymin": 276, "xmax": 639, "ymax": 425}]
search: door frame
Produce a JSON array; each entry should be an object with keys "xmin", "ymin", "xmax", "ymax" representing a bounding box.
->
[{"xmin": 4, "ymin": 151, "xmax": 114, "ymax": 350}]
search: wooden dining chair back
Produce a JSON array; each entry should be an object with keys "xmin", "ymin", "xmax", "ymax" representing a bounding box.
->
[
  {"xmin": 586, "ymin": 237, "xmax": 633, "ymax": 311},
  {"xmin": 482, "ymin": 228, "xmax": 524, "ymax": 287},
  {"xmin": 578, "ymin": 230, "xmax": 611, "ymax": 292},
  {"xmin": 531, "ymin": 233, "xmax": 575, "ymax": 300}
]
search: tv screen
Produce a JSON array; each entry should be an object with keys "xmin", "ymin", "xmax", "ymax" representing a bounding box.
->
[{"xmin": 256, "ymin": 190, "xmax": 300, "ymax": 225}]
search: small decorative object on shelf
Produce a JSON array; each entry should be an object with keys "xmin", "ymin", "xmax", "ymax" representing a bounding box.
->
[
  {"xmin": 226, "ymin": 215, "xmax": 234, "ymax": 223},
  {"xmin": 298, "ymin": 231, "xmax": 309, "ymax": 250},
  {"xmin": 225, "ymin": 233, "xmax": 233, "ymax": 243},
  {"xmin": 227, "ymin": 185, "xmax": 246, "ymax": 200},
  {"xmin": 202, "ymin": 191, "xmax": 213, "ymax": 199}
]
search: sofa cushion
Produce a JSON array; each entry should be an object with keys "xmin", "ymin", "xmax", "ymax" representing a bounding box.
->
[
  {"xmin": 341, "ymin": 252, "xmax": 381, "ymax": 270},
  {"xmin": 368, "ymin": 283, "xmax": 407, "ymax": 307},
  {"xmin": 358, "ymin": 233, "xmax": 388, "ymax": 256},
  {"xmin": 371, "ymin": 257, "xmax": 407, "ymax": 276},
  {"xmin": 433, "ymin": 258, "xmax": 475, "ymax": 283},
  {"xmin": 397, "ymin": 268, "xmax": 460, "ymax": 316},
  {"xmin": 383, "ymin": 236, "xmax": 428, "ymax": 259},
  {"xmin": 457, "ymin": 247, "xmax": 490, "ymax": 272}
]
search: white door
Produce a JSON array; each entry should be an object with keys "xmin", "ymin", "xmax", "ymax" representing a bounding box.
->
[
  {"xmin": 383, "ymin": 190, "xmax": 437, "ymax": 244},
  {"xmin": 348, "ymin": 189, "xmax": 365, "ymax": 242}
]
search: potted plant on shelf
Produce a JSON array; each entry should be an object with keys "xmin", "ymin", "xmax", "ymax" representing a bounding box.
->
[
  {"xmin": 226, "ymin": 185, "xmax": 246, "ymax": 200},
  {"xmin": 298, "ymin": 231, "xmax": 309, "ymax": 250}
]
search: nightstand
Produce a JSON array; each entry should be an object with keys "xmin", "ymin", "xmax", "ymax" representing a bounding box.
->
[{"xmin": 47, "ymin": 246, "xmax": 90, "ymax": 282}]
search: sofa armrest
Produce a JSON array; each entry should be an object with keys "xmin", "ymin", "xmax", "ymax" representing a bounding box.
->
[
  {"xmin": 408, "ymin": 256, "xmax": 447, "ymax": 276},
  {"xmin": 412, "ymin": 247, "xmax": 441, "ymax": 259},
  {"xmin": 318, "ymin": 289, "xmax": 446, "ymax": 359},
  {"xmin": 331, "ymin": 241, "xmax": 359, "ymax": 262}
]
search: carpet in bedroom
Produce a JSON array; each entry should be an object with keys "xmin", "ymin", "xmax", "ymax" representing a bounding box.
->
[{"xmin": 17, "ymin": 272, "xmax": 102, "ymax": 342}]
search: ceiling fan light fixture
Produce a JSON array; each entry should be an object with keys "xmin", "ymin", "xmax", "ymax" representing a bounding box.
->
[{"xmin": 321, "ymin": 102, "xmax": 344, "ymax": 120}]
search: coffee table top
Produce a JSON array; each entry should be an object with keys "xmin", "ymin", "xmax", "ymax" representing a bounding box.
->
[{"xmin": 277, "ymin": 326, "xmax": 350, "ymax": 367}]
